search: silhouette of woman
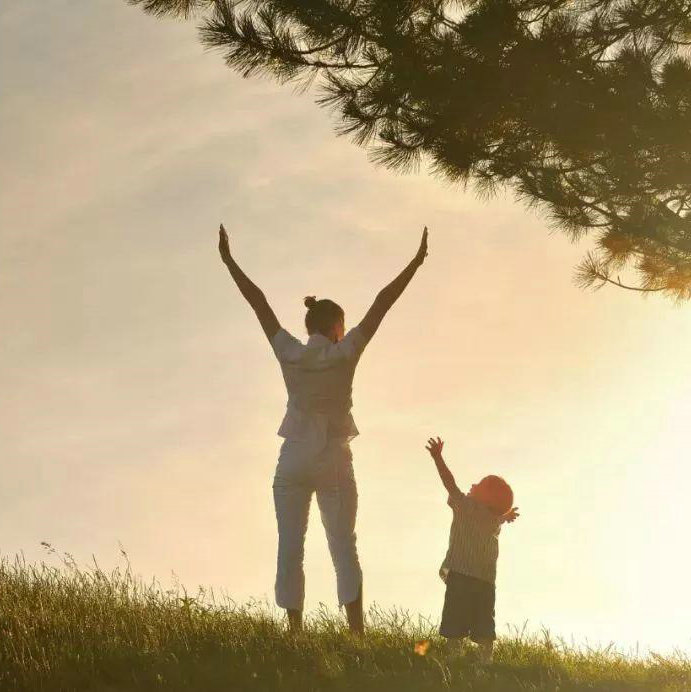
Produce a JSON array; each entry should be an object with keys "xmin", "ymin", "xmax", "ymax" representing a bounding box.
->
[{"xmin": 218, "ymin": 223, "xmax": 428, "ymax": 633}]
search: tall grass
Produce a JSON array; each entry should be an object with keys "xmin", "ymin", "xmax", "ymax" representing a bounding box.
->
[{"xmin": 0, "ymin": 550, "xmax": 689, "ymax": 691}]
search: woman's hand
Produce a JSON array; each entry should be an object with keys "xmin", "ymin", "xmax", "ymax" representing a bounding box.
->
[
  {"xmin": 425, "ymin": 436, "xmax": 444, "ymax": 462},
  {"xmin": 414, "ymin": 226, "xmax": 429, "ymax": 267},
  {"xmin": 218, "ymin": 223, "xmax": 232, "ymax": 265}
]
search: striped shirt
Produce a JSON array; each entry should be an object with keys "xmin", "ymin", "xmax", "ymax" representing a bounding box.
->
[{"xmin": 439, "ymin": 488, "xmax": 502, "ymax": 585}]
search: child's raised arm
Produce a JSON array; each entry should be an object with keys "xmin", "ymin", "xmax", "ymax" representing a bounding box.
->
[{"xmin": 425, "ymin": 437, "xmax": 460, "ymax": 496}]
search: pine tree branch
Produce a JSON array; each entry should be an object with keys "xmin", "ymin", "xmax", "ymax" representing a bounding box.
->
[
  {"xmin": 131, "ymin": 0, "xmax": 691, "ymax": 301},
  {"xmin": 591, "ymin": 271, "xmax": 667, "ymax": 291},
  {"xmin": 127, "ymin": 0, "xmax": 213, "ymax": 19}
]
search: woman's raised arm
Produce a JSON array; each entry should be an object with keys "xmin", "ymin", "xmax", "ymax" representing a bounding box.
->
[
  {"xmin": 357, "ymin": 227, "xmax": 428, "ymax": 342},
  {"xmin": 218, "ymin": 224, "xmax": 280, "ymax": 341}
]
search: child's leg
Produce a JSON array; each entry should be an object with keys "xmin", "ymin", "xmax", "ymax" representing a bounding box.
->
[
  {"xmin": 287, "ymin": 609, "xmax": 303, "ymax": 631},
  {"xmin": 469, "ymin": 575, "xmax": 496, "ymax": 663},
  {"xmin": 444, "ymin": 637, "xmax": 465, "ymax": 654},
  {"xmin": 475, "ymin": 638, "xmax": 494, "ymax": 663},
  {"xmin": 439, "ymin": 572, "xmax": 473, "ymax": 653}
]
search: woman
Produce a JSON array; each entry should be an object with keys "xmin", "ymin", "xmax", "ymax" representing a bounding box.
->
[{"xmin": 218, "ymin": 223, "xmax": 428, "ymax": 633}]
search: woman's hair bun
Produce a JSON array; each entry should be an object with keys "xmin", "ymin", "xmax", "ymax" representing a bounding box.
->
[{"xmin": 304, "ymin": 296, "xmax": 318, "ymax": 310}]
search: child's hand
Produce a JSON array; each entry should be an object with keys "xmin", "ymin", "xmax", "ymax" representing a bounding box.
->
[
  {"xmin": 502, "ymin": 507, "xmax": 520, "ymax": 524},
  {"xmin": 425, "ymin": 437, "xmax": 444, "ymax": 461}
]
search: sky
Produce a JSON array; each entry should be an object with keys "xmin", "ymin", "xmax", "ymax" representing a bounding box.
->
[{"xmin": 1, "ymin": 0, "xmax": 690, "ymax": 656}]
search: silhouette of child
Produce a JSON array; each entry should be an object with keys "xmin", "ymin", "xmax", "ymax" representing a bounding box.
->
[{"xmin": 425, "ymin": 437, "xmax": 519, "ymax": 663}]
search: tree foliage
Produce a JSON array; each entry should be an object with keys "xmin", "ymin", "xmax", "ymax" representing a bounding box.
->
[{"xmin": 130, "ymin": 0, "xmax": 691, "ymax": 299}]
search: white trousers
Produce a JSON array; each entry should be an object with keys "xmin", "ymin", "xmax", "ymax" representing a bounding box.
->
[{"xmin": 272, "ymin": 437, "xmax": 362, "ymax": 611}]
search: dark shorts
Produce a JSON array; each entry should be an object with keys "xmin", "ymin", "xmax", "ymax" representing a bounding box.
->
[{"xmin": 439, "ymin": 570, "xmax": 496, "ymax": 641}]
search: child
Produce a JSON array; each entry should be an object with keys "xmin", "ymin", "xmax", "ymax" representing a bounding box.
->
[{"xmin": 425, "ymin": 437, "xmax": 519, "ymax": 663}]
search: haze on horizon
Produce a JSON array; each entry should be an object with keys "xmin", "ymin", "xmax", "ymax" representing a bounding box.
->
[{"xmin": 1, "ymin": 1, "xmax": 689, "ymax": 655}]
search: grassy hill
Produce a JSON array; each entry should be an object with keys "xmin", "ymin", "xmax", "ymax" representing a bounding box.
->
[{"xmin": 1, "ymin": 554, "xmax": 689, "ymax": 691}]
